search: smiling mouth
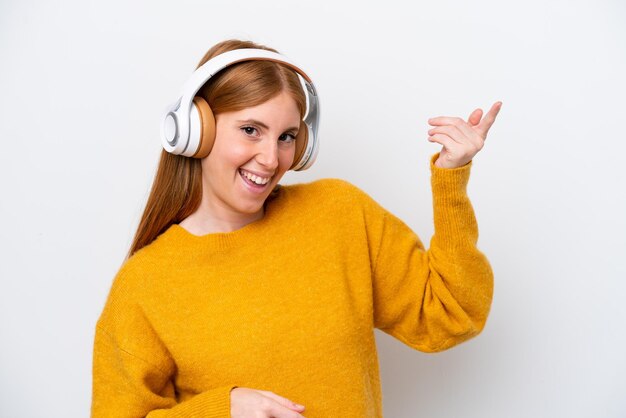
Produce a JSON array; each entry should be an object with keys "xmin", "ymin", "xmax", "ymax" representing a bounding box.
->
[{"xmin": 238, "ymin": 168, "xmax": 273, "ymax": 189}]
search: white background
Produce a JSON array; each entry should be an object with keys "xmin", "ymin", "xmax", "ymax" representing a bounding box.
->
[{"xmin": 1, "ymin": 0, "xmax": 625, "ymax": 417}]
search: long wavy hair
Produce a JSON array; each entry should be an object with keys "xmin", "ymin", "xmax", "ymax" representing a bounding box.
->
[{"xmin": 126, "ymin": 39, "xmax": 307, "ymax": 258}]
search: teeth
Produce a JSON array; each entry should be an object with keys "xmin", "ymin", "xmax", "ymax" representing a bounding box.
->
[{"xmin": 241, "ymin": 169, "xmax": 270, "ymax": 185}]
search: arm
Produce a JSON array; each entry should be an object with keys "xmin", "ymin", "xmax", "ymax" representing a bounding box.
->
[
  {"xmin": 92, "ymin": 327, "xmax": 237, "ymax": 418},
  {"xmin": 370, "ymin": 153, "xmax": 493, "ymax": 352},
  {"xmin": 371, "ymin": 101, "xmax": 502, "ymax": 352},
  {"xmin": 91, "ymin": 267, "xmax": 237, "ymax": 417}
]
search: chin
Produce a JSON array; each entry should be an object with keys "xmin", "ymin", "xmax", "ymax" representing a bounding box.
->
[{"xmin": 235, "ymin": 200, "xmax": 266, "ymax": 215}]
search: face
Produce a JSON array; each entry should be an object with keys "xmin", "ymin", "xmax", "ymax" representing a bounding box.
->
[{"xmin": 200, "ymin": 91, "xmax": 301, "ymax": 222}]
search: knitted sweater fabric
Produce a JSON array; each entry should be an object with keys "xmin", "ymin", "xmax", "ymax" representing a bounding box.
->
[{"xmin": 91, "ymin": 153, "xmax": 494, "ymax": 418}]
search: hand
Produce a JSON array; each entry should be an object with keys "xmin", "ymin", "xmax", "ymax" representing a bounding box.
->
[
  {"xmin": 230, "ymin": 387, "xmax": 306, "ymax": 418},
  {"xmin": 427, "ymin": 101, "xmax": 502, "ymax": 169}
]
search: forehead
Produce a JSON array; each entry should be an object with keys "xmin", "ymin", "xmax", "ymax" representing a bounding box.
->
[{"xmin": 219, "ymin": 92, "xmax": 301, "ymax": 127}]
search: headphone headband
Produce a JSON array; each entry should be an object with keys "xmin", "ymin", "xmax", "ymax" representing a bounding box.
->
[{"xmin": 161, "ymin": 48, "xmax": 320, "ymax": 171}]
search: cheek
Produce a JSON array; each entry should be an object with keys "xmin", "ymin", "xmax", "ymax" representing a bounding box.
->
[
  {"xmin": 278, "ymin": 146, "xmax": 296, "ymax": 171},
  {"xmin": 207, "ymin": 142, "xmax": 250, "ymax": 170},
  {"xmin": 231, "ymin": 147, "xmax": 253, "ymax": 165}
]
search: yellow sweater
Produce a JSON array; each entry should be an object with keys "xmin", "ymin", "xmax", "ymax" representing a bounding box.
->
[{"xmin": 91, "ymin": 153, "xmax": 493, "ymax": 417}]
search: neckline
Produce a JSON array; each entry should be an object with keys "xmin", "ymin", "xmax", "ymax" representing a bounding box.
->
[{"xmin": 160, "ymin": 191, "xmax": 280, "ymax": 251}]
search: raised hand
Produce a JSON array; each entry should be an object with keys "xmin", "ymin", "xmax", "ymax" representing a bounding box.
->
[
  {"xmin": 231, "ymin": 387, "xmax": 307, "ymax": 418},
  {"xmin": 427, "ymin": 101, "xmax": 502, "ymax": 169}
]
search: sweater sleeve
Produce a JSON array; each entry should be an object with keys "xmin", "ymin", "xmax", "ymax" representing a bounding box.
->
[
  {"xmin": 366, "ymin": 152, "xmax": 494, "ymax": 352},
  {"xmin": 91, "ymin": 266, "xmax": 238, "ymax": 418}
]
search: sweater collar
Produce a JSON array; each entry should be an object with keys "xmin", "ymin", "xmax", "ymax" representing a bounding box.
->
[{"xmin": 158, "ymin": 191, "xmax": 282, "ymax": 252}]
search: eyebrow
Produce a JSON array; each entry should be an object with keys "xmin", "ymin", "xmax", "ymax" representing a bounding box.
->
[{"xmin": 236, "ymin": 119, "xmax": 299, "ymax": 133}]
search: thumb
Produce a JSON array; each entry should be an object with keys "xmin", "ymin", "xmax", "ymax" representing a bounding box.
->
[{"xmin": 468, "ymin": 108, "xmax": 483, "ymax": 126}]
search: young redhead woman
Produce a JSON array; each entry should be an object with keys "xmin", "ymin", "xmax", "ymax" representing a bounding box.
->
[{"xmin": 91, "ymin": 39, "xmax": 502, "ymax": 418}]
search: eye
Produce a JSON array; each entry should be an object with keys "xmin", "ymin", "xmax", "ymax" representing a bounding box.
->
[
  {"xmin": 241, "ymin": 126, "xmax": 258, "ymax": 136},
  {"xmin": 279, "ymin": 133, "xmax": 297, "ymax": 143}
]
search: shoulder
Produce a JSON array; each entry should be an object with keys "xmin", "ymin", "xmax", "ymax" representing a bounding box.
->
[
  {"xmin": 99, "ymin": 253, "xmax": 147, "ymax": 310},
  {"xmin": 275, "ymin": 178, "xmax": 386, "ymax": 220},
  {"xmin": 280, "ymin": 178, "xmax": 374, "ymax": 204},
  {"xmin": 99, "ymin": 234, "xmax": 172, "ymax": 311}
]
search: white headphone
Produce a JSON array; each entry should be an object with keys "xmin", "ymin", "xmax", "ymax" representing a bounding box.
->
[{"xmin": 160, "ymin": 48, "xmax": 320, "ymax": 171}]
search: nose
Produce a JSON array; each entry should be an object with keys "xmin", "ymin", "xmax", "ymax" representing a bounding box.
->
[{"xmin": 255, "ymin": 138, "xmax": 279, "ymax": 170}]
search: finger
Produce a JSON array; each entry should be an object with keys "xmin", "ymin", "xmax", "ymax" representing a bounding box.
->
[
  {"xmin": 258, "ymin": 390, "xmax": 305, "ymax": 411},
  {"xmin": 428, "ymin": 116, "xmax": 477, "ymax": 141},
  {"xmin": 475, "ymin": 101, "xmax": 502, "ymax": 138},
  {"xmin": 427, "ymin": 125, "xmax": 465, "ymax": 144},
  {"xmin": 467, "ymin": 108, "xmax": 483, "ymax": 126},
  {"xmin": 428, "ymin": 116, "xmax": 466, "ymax": 127},
  {"xmin": 428, "ymin": 119, "xmax": 481, "ymax": 146},
  {"xmin": 429, "ymin": 132, "xmax": 480, "ymax": 162},
  {"xmin": 267, "ymin": 402, "xmax": 306, "ymax": 418},
  {"xmin": 428, "ymin": 133, "xmax": 459, "ymax": 152}
]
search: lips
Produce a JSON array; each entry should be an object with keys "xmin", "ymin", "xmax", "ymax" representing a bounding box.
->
[
  {"xmin": 239, "ymin": 168, "xmax": 273, "ymax": 183},
  {"xmin": 239, "ymin": 169, "xmax": 270, "ymax": 192}
]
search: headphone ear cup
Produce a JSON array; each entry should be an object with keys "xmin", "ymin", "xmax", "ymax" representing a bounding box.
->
[
  {"xmin": 290, "ymin": 121, "xmax": 308, "ymax": 170},
  {"xmin": 192, "ymin": 96, "xmax": 216, "ymax": 159}
]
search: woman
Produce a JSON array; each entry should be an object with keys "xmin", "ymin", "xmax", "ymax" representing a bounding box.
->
[{"xmin": 91, "ymin": 39, "xmax": 502, "ymax": 417}]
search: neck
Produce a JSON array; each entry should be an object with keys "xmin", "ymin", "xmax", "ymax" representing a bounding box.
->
[{"xmin": 179, "ymin": 195, "xmax": 265, "ymax": 236}]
